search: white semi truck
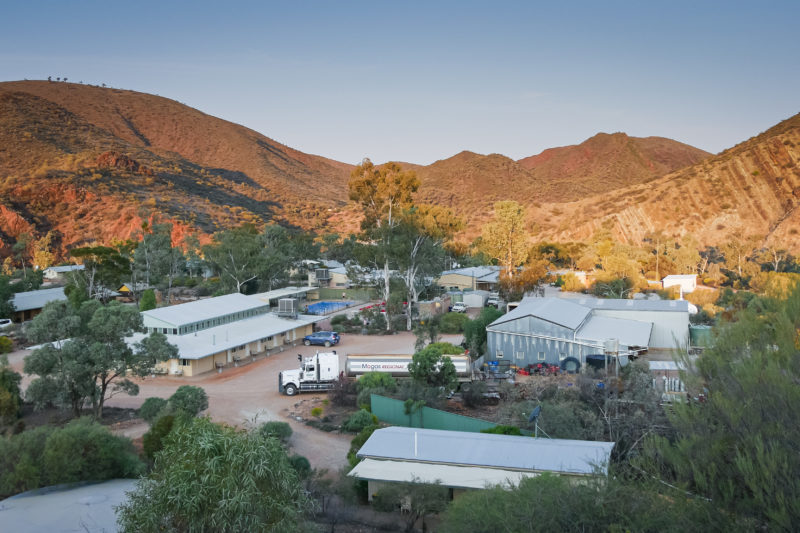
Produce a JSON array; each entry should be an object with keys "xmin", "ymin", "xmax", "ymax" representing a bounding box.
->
[{"xmin": 278, "ymin": 352, "xmax": 472, "ymax": 395}]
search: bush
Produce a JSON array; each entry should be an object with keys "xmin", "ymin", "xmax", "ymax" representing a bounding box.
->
[
  {"xmin": 139, "ymin": 289, "xmax": 156, "ymax": 311},
  {"xmin": 330, "ymin": 314, "xmax": 348, "ymax": 327},
  {"xmin": 328, "ymin": 375, "xmax": 357, "ymax": 407},
  {"xmin": 288, "ymin": 454, "xmax": 311, "ymax": 479},
  {"xmin": 142, "ymin": 415, "xmax": 176, "ymax": 460},
  {"xmin": 168, "ymin": 385, "xmax": 208, "ymax": 417},
  {"xmin": 347, "ymin": 424, "xmax": 380, "ymax": 467},
  {"xmin": 461, "ymin": 381, "xmax": 488, "ymax": 408},
  {"xmin": 311, "ymin": 407, "xmax": 323, "ymax": 418},
  {"xmin": 343, "ymin": 409, "xmax": 378, "ymax": 433},
  {"xmin": 0, "ymin": 355, "xmax": 22, "ymax": 425},
  {"xmin": 440, "ymin": 312, "xmax": 469, "ymax": 333},
  {"xmin": 0, "ymin": 336, "xmax": 12, "ymax": 354},
  {"xmin": 138, "ymin": 397, "xmax": 168, "ymax": 425},
  {"xmin": 481, "ymin": 425, "xmax": 523, "ymax": 436},
  {"xmin": 356, "ymin": 372, "xmax": 396, "ymax": 393},
  {"xmin": 258, "ymin": 421, "xmax": 293, "ymax": 443},
  {"xmin": 0, "ymin": 418, "xmax": 144, "ymax": 498}
]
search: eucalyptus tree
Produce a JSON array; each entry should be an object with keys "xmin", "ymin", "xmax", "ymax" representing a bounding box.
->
[{"xmin": 349, "ymin": 159, "xmax": 419, "ymax": 330}]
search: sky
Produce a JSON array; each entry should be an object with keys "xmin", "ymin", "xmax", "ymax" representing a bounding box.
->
[{"xmin": 1, "ymin": 1, "xmax": 798, "ymax": 165}]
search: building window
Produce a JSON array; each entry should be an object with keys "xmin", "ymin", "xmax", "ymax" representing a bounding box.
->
[
  {"xmin": 172, "ymin": 328, "xmax": 177, "ymax": 335},
  {"xmin": 267, "ymin": 336, "xmax": 273, "ymax": 341},
  {"xmin": 516, "ymin": 352, "xmax": 524, "ymax": 360},
  {"xmin": 496, "ymin": 351, "xmax": 504, "ymax": 359},
  {"xmin": 162, "ymin": 328, "xmax": 168, "ymax": 334},
  {"xmin": 559, "ymin": 352, "xmax": 567, "ymax": 360},
  {"xmin": 180, "ymin": 359, "xmax": 190, "ymax": 366},
  {"xmin": 538, "ymin": 351, "xmax": 545, "ymax": 361}
]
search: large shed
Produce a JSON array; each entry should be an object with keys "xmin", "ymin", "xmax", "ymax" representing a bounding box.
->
[
  {"xmin": 349, "ymin": 427, "xmax": 614, "ymax": 499},
  {"xmin": 486, "ymin": 296, "xmax": 687, "ymax": 368}
]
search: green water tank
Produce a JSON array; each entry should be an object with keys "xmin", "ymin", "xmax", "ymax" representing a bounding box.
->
[{"xmin": 689, "ymin": 325, "xmax": 713, "ymax": 347}]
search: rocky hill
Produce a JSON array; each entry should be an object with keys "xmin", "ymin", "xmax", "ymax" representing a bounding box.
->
[
  {"xmin": 413, "ymin": 134, "xmax": 710, "ymax": 236},
  {"xmin": 518, "ymin": 132, "xmax": 710, "ymax": 200},
  {"xmin": 1, "ymin": 80, "xmax": 797, "ymax": 258},
  {"xmin": 0, "ymin": 81, "xmax": 351, "ymax": 257},
  {"xmin": 532, "ymin": 113, "xmax": 800, "ymax": 250}
]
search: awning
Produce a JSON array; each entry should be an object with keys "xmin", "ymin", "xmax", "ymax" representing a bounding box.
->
[{"xmin": 348, "ymin": 458, "xmax": 536, "ymax": 490}]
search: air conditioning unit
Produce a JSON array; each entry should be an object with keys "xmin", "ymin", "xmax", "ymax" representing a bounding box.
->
[{"xmin": 277, "ymin": 298, "xmax": 298, "ymax": 318}]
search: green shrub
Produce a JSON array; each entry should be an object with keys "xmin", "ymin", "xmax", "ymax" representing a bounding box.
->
[
  {"xmin": 427, "ymin": 341, "xmax": 464, "ymax": 355},
  {"xmin": 356, "ymin": 371, "xmax": 396, "ymax": 392},
  {"xmin": 138, "ymin": 397, "xmax": 168, "ymax": 425},
  {"xmin": 330, "ymin": 314, "xmax": 348, "ymax": 326},
  {"xmin": 310, "ymin": 407, "xmax": 323, "ymax": 418},
  {"xmin": 142, "ymin": 415, "xmax": 176, "ymax": 460},
  {"xmin": 481, "ymin": 425, "xmax": 523, "ymax": 436},
  {"xmin": 139, "ymin": 289, "xmax": 156, "ymax": 311},
  {"xmin": 0, "ymin": 418, "xmax": 144, "ymax": 498},
  {"xmin": 343, "ymin": 409, "xmax": 378, "ymax": 433},
  {"xmin": 440, "ymin": 312, "xmax": 469, "ymax": 333},
  {"xmin": 258, "ymin": 421, "xmax": 293, "ymax": 443},
  {"xmin": 0, "ymin": 355, "xmax": 22, "ymax": 424},
  {"xmin": 288, "ymin": 454, "xmax": 311, "ymax": 479},
  {"xmin": 0, "ymin": 336, "xmax": 12, "ymax": 354},
  {"xmin": 347, "ymin": 424, "xmax": 380, "ymax": 467},
  {"xmin": 168, "ymin": 385, "xmax": 208, "ymax": 417}
]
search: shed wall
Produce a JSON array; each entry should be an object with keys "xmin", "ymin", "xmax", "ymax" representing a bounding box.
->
[{"xmin": 487, "ymin": 315, "xmax": 600, "ymax": 367}]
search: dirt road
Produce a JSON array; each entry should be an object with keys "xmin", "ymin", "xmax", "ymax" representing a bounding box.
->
[{"xmin": 9, "ymin": 331, "xmax": 462, "ymax": 471}]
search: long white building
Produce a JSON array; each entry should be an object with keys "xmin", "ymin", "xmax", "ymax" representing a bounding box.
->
[{"xmin": 132, "ymin": 293, "xmax": 324, "ymax": 376}]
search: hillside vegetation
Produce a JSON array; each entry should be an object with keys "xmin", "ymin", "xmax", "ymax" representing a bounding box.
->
[
  {"xmin": 1, "ymin": 80, "xmax": 798, "ymax": 257},
  {"xmin": 533, "ymin": 112, "xmax": 800, "ymax": 251}
]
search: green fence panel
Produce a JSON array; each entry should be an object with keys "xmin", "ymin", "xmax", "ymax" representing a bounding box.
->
[{"xmin": 370, "ymin": 394, "xmax": 496, "ymax": 433}]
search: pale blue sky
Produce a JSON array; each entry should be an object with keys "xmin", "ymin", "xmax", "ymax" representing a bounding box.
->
[{"xmin": 1, "ymin": 1, "xmax": 798, "ymax": 165}]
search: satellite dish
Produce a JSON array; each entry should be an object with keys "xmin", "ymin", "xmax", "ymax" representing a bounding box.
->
[{"xmin": 528, "ymin": 405, "xmax": 541, "ymax": 423}]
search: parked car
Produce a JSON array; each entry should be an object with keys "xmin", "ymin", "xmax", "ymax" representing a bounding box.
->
[
  {"xmin": 303, "ymin": 331, "xmax": 340, "ymax": 347},
  {"xmin": 0, "ymin": 318, "xmax": 12, "ymax": 330},
  {"xmin": 486, "ymin": 297, "xmax": 501, "ymax": 308},
  {"xmin": 451, "ymin": 302, "xmax": 468, "ymax": 313}
]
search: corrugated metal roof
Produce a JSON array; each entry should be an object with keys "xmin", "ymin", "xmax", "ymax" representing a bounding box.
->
[
  {"xmin": 249, "ymin": 286, "xmax": 317, "ymax": 302},
  {"xmin": 662, "ymin": 274, "xmax": 696, "ymax": 281},
  {"xmin": 11, "ymin": 287, "xmax": 67, "ymax": 312},
  {"xmin": 128, "ymin": 312, "xmax": 324, "ymax": 359},
  {"xmin": 440, "ymin": 266, "xmax": 501, "ymax": 278},
  {"xmin": 489, "ymin": 297, "xmax": 592, "ymax": 330},
  {"xmin": 576, "ymin": 315, "xmax": 653, "ymax": 348},
  {"xmin": 572, "ymin": 297, "xmax": 689, "ymax": 312},
  {"xmin": 43, "ymin": 265, "xmax": 84, "ymax": 274},
  {"xmin": 357, "ymin": 427, "xmax": 614, "ymax": 476},
  {"xmin": 349, "ymin": 458, "xmax": 535, "ymax": 489},
  {"xmin": 141, "ymin": 293, "xmax": 268, "ymax": 327}
]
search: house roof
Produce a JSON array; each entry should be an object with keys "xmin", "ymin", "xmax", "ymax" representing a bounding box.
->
[
  {"xmin": 440, "ymin": 266, "xmax": 500, "ymax": 279},
  {"xmin": 11, "ymin": 287, "xmax": 67, "ymax": 312},
  {"xmin": 129, "ymin": 312, "xmax": 324, "ymax": 359},
  {"xmin": 141, "ymin": 293, "xmax": 268, "ymax": 328},
  {"xmin": 357, "ymin": 427, "xmax": 614, "ymax": 476},
  {"xmin": 489, "ymin": 297, "xmax": 592, "ymax": 331},
  {"xmin": 571, "ymin": 297, "xmax": 690, "ymax": 313},
  {"xmin": 662, "ymin": 274, "xmax": 697, "ymax": 281},
  {"xmin": 576, "ymin": 315, "xmax": 653, "ymax": 348},
  {"xmin": 249, "ymin": 286, "xmax": 317, "ymax": 302},
  {"xmin": 349, "ymin": 458, "xmax": 535, "ymax": 490},
  {"xmin": 43, "ymin": 265, "xmax": 84, "ymax": 274}
]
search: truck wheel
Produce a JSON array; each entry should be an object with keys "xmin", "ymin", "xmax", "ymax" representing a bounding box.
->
[
  {"xmin": 324, "ymin": 341, "xmax": 331, "ymax": 347},
  {"xmin": 285, "ymin": 384, "xmax": 298, "ymax": 396},
  {"xmin": 303, "ymin": 340, "xmax": 311, "ymax": 346}
]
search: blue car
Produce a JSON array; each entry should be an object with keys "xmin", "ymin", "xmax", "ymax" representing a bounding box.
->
[{"xmin": 303, "ymin": 331, "xmax": 340, "ymax": 347}]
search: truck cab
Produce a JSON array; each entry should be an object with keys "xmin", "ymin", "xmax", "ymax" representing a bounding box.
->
[{"xmin": 278, "ymin": 352, "xmax": 340, "ymax": 396}]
